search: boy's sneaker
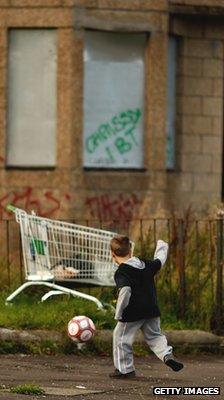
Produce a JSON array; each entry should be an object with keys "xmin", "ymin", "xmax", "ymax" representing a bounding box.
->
[
  {"xmin": 164, "ymin": 354, "xmax": 184, "ymax": 372},
  {"xmin": 109, "ymin": 369, "xmax": 136, "ymax": 379}
]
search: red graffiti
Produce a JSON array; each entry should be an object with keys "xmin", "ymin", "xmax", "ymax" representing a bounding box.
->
[
  {"xmin": 85, "ymin": 193, "xmax": 139, "ymax": 222},
  {"xmin": 0, "ymin": 187, "xmax": 71, "ymax": 219},
  {"xmin": 65, "ymin": 193, "xmax": 72, "ymax": 201}
]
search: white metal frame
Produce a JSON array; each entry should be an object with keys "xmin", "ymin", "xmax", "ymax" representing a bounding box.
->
[{"xmin": 6, "ymin": 281, "xmax": 104, "ymax": 309}]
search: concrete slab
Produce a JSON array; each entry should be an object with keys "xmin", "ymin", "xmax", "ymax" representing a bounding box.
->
[{"xmin": 43, "ymin": 386, "xmax": 104, "ymax": 396}]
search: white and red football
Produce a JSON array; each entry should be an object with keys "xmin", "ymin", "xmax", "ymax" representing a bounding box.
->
[{"xmin": 67, "ymin": 315, "xmax": 96, "ymax": 342}]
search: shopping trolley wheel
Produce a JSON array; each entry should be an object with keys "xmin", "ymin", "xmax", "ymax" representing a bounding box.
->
[{"xmin": 5, "ymin": 301, "xmax": 13, "ymax": 307}]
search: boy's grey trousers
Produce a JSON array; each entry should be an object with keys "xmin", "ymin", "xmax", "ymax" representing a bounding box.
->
[{"xmin": 113, "ymin": 317, "xmax": 172, "ymax": 374}]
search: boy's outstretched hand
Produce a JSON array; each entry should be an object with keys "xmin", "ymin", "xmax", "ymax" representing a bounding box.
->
[{"xmin": 153, "ymin": 240, "xmax": 169, "ymax": 267}]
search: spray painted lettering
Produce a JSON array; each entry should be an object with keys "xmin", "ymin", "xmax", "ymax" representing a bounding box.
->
[
  {"xmin": 85, "ymin": 109, "xmax": 141, "ymax": 161},
  {"xmin": 0, "ymin": 187, "xmax": 72, "ymax": 219},
  {"xmin": 85, "ymin": 193, "xmax": 139, "ymax": 222}
]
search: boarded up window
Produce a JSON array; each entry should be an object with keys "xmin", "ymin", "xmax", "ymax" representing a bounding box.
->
[
  {"xmin": 83, "ymin": 31, "xmax": 146, "ymax": 169},
  {"xmin": 166, "ymin": 36, "xmax": 177, "ymax": 170},
  {"xmin": 7, "ymin": 29, "xmax": 57, "ymax": 167}
]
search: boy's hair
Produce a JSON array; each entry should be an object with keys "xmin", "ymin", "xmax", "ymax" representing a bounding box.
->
[{"xmin": 110, "ymin": 235, "xmax": 131, "ymax": 257}]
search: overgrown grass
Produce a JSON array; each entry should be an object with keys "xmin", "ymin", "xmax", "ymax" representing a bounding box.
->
[
  {"xmin": 0, "ymin": 289, "xmax": 116, "ymax": 332},
  {"xmin": 0, "ymin": 286, "xmax": 212, "ymax": 333},
  {"xmin": 10, "ymin": 383, "xmax": 45, "ymax": 395},
  {"xmin": 0, "ymin": 211, "xmax": 221, "ymax": 333},
  {"xmin": 133, "ymin": 216, "xmax": 219, "ymax": 332}
]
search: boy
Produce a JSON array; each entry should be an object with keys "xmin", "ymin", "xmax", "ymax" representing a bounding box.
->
[{"xmin": 109, "ymin": 234, "xmax": 184, "ymax": 379}]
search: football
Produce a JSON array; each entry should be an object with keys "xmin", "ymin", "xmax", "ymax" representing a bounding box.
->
[{"xmin": 67, "ymin": 315, "xmax": 96, "ymax": 342}]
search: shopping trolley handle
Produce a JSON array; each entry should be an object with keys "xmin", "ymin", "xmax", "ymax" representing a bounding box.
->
[
  {"xmin": 6, "ymin": 204, "xmax": 17, "ymax": 213},
  {"xmin": 6, "ymin": 204, "xmax": 28, "ymax": 223}
]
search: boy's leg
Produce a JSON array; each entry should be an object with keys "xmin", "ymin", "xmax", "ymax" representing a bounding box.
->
[
  {"xmin": 141, "ymin": 317, "xmax": 172, "ymax": 361},
  {"xmin": 141, "ymin": 317, "xmax": 183, "ymax": 371},
  {"xmin": 113, "ymin": 320, "xmax": 143, "ymax": 374}
]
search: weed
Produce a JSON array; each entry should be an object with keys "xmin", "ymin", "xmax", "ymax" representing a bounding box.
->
[
  {"xmin": 0, "ymin": 384, "xmax": 6, "ymax": 390},
  {"xmin": 10, "ymin": 383, "xmax": 45, "ymax": 395},
  {"xmin": 0, "ymin": 210, "xmax": 222, "ymax": 333}
]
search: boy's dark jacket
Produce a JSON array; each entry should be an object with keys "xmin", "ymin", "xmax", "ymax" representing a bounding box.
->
[{"xmin": 114, "ymin": 258, "xmax": 162, "ymax": 322}]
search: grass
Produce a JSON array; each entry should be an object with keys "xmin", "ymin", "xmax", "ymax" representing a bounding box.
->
[
  {"xmin": 0, "ymin": 286, "xmax": 212, "ymax": 333},
  {"xmin": 0, "ymin": 287, "xmax": 221, "ymax": 356},
  {"xmin": 10, "ymin": 383, "xmax": 45, "ymax": 395},
  {"xmin": 0, "ymin": 210, "xmax": 221, "ymax": 334},
  {"xmin": 133, "ymin": 216, "xmax": 220, "ymax": 332},
  {"xmin": 0, "ymin": 288, "xmax": 116, "ymax": 332}
]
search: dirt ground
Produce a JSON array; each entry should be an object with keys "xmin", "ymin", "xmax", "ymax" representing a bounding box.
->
[{"xmin": 0, "ymin": 354, "xmax": 223, "ymax": 400}]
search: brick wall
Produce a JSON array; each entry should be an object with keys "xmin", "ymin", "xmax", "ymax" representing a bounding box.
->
[
  {"xmin": 0, "ymin": 6, "xmax": 75, "ymax": 220},
  {"xmin": 0, "ymin": 1, "xmax": 224, "ymax": 221},
  {"xmin": 0, "ymin": 0, "xmax": 170, "ymax": 222},
  {"xmin": 168, "ymin": 17, "xmax": 223, "ymax": 214}
]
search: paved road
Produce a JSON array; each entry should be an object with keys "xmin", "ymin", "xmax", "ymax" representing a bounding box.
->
[{"xmin": 0, "ymin": 354, "xmax": 223, "ymax": 399}]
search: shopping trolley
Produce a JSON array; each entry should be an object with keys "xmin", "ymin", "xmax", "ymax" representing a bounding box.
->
[{"xmin": 5, "ymin": 205, "xmax": 121, "ymax": 309}]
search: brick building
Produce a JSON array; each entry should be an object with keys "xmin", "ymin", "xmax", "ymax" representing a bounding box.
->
[{"xmin": 0, "ymin": 0, "xmax": 223, "ymax": 222}]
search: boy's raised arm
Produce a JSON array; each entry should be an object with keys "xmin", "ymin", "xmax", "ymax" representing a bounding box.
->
[
  {"xmin": 151, "ymin": 240, "xmax": 169, "ymax": 275},
  {"xmin": 154, "ymin": 239, "xmax": 169, "ymax": 266}
]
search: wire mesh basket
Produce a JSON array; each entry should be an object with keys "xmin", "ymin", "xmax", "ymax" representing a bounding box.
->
[
  {"xmin": 6, "ymin": 206, "xmax": 121, "ymax": 308},
  {"xmin": 15, "ymin": 207, "xmax": 117, "ymax": 285}
]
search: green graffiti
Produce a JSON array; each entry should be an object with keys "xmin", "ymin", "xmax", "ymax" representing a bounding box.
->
[
  {"xmin": 86, "ymin": 108, "xmax": 141, "ymax": 154},
  {"xmin": 115, "ymin": 137, "xmax": 132, "ymax": 154},
  {"xmin": 105, "ymin": 146, "xmax": 115, "ymax": 162}
]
